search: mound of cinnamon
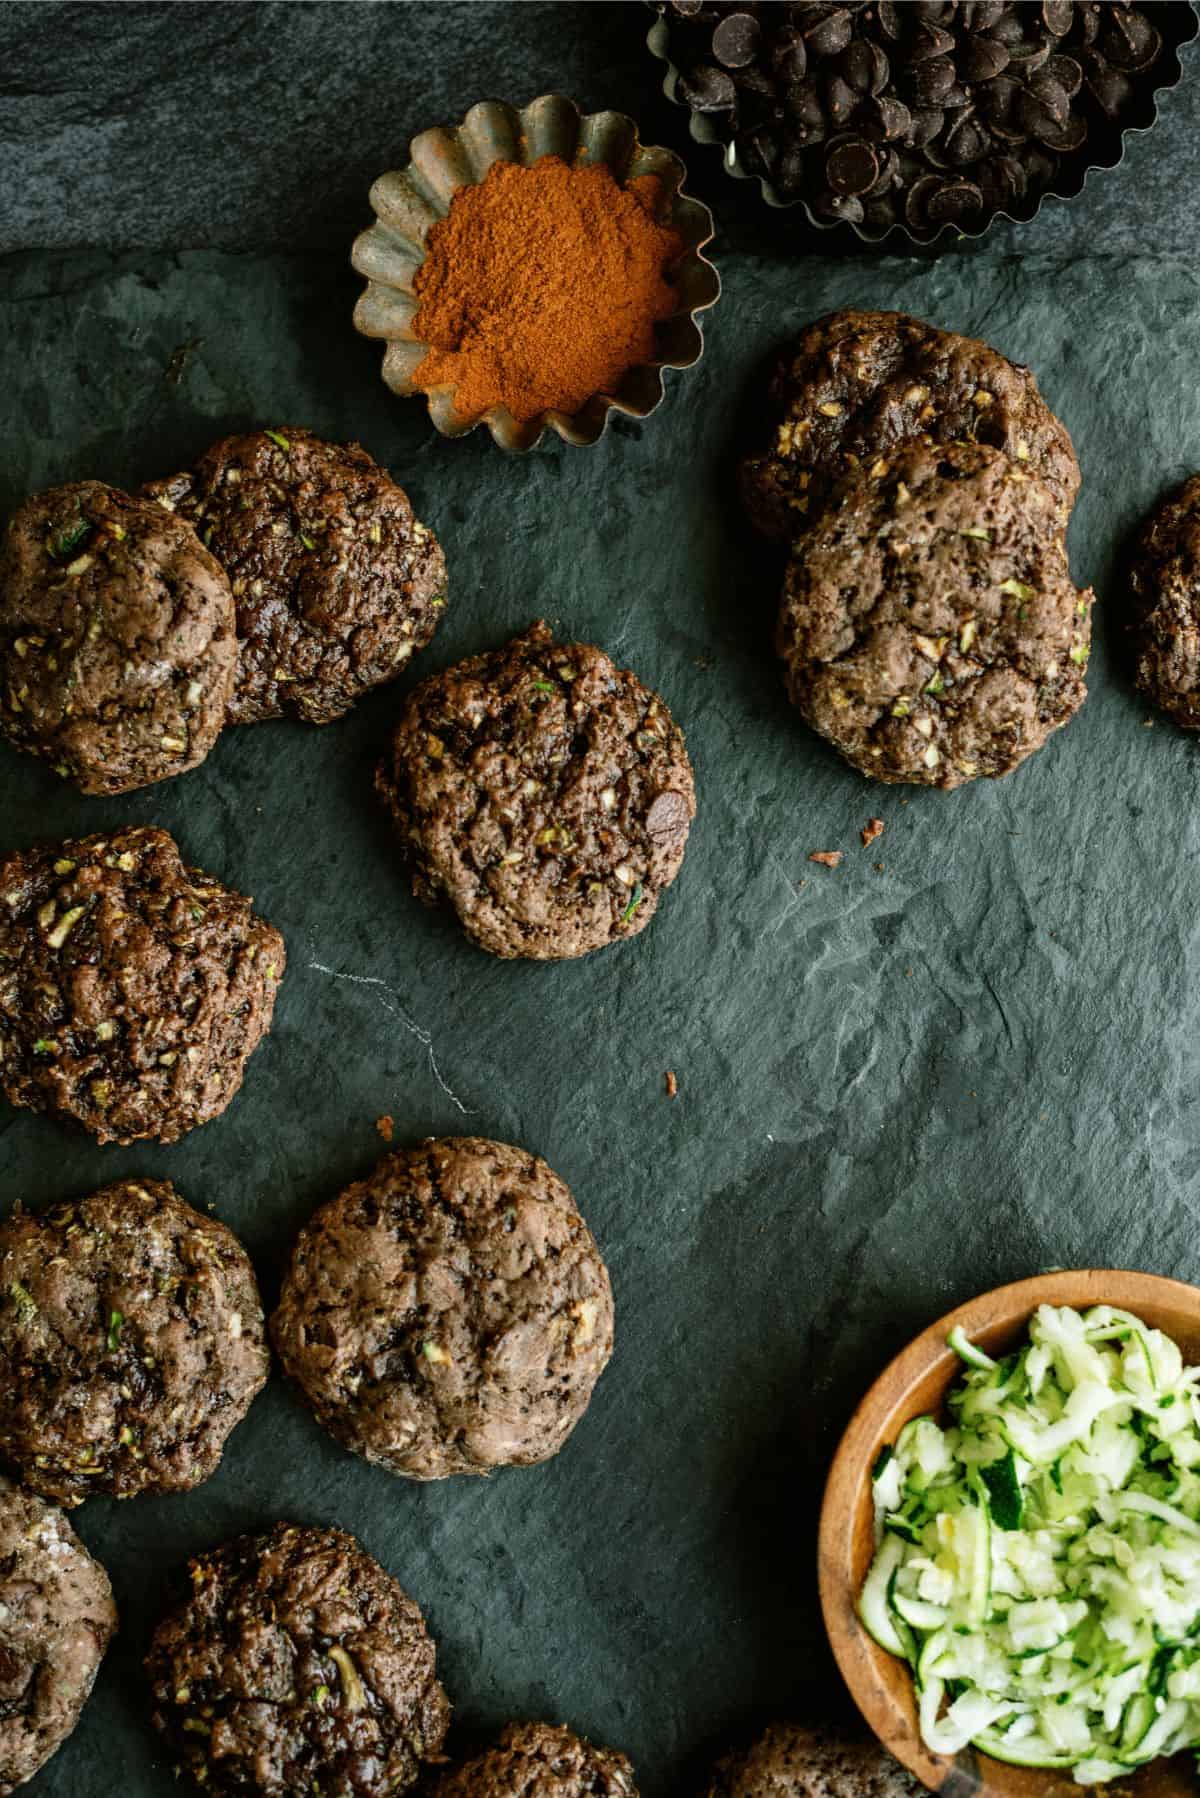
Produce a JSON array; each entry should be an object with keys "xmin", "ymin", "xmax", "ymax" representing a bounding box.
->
[{"xmin": 411, "ymin": 155, "xmax": 686, "ymax": 424}]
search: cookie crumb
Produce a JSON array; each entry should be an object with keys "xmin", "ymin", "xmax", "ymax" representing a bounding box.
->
[
  {"xmin": 874, "ymin": 861, "xmax": 886, "ymax": 872},
  {"xmin": 664, "ymin": 1070, "xmax": 678, "ymax": 1099},
  {"xmin": 808, "ymin": 850, "xmax": 842, "ymax": 868},
  {"xmin": 861, "ymin": 817, "xmax": 884, "ymax": 847},
  {"xmin": 375, "ymin": 1115, "xmax": 395, "ymax": 1144}
]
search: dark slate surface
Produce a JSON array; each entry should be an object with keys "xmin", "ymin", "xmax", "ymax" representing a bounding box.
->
[
  {"xmin": 2, "ymin": 6, "xmax": 1199, "ymax": 1798},
  {"xmin": 1, "ymin": 0, "xmax": 1198, "ymax": 260}
]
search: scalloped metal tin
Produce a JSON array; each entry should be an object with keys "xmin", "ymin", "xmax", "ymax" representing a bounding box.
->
[
  {"xmin": 352, "ymin": 94, "xmax": 721, "ymax": 452},
  {"xmin": 646, "ymin": 2, "xmax": 1198, "ymax": 250}
]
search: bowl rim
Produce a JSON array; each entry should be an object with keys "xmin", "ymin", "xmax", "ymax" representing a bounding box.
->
[
  {"xmin": 351, "ymin": 91, "xmax": 722, "ymax": 453},
  {"xmin": 818, "ymin": 1268, "xmax": 1200, "ymax": 1797}
]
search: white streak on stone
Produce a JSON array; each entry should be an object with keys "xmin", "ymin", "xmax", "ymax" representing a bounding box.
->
[{"xmin": 307, "ymin": 961, "xmax": 470, "ymax": 1115}]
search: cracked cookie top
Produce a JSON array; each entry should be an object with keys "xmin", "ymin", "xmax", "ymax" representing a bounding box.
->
[
  {"xmin": 0, "ymin": 480, "xmax": 237, "ymax": 794},
  {"xmin": 433, "ymin": 1721, "xmax": 638, "ymax": 1797},
  {"xmin": 0, "ymin": 1178, "xmax": 267, "ymax": 1505},
  {"xmin": 741, "ymin": 309, "xmax": 1079, "ymax": 545},
  {"xmin": 144, "ymin": 428, "xmax": 446, "ymax": 726},
  {"xmin": 1127, "ymin": 474, "xmax": 1200, "ymax": 730},
  {"xmin": 703, "ymin": 1723, "xmax": 925, "ymax": 1798},
  {"xmin": 376, "ymin": 622, "xmax": 695, "ymax": 961},
  {"xmin": 146, "ymin": 1524, "xmax": 449, "ymax": 1798},
  {"xmin": 776, "ymin": 440, "xmax": 1092, "ymax": 789},
  {"xmin": 0, "ymin": 1475, "xmax": 117, "ymax": 1795},
  {"xmin": 0, "ymin": 824, "xmax": 284, "ymax": 1144},
  {"xmin": 272, "ymin": 1136, "xmax": 614, "ymax": 1481}
]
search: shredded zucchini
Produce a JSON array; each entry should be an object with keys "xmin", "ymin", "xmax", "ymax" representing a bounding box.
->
[{"xmin": 859, "ymin": 1304, "xmax": 1200, "ymax": 1782}]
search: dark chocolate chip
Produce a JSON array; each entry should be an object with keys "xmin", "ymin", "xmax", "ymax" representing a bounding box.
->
[
  {"xmin": 909, "ymin": 20, "xmax": 956, "ymax": 61},
  {"xmin": 679, "ymin": 63, "xmax": 737, "ymax": 111},
  {"xmin": 712, "ymin": 11, "xmax": 761, "ymax": 69},
  {"xmin": 646, "ymin": 792, "xmax": 691, "ymax": 841},
  {"xmin": 826, "ymin": 136, "xmax": 880, "ymax": 194},
  {"xmin": 906, "ymin": 55, "xmax": 956, "ymax": 105},
  {"xmin": 867, "ymin": 39, "xmax": 891, "ymax": 97},
  {"xmin": 824, "ymin": 72, "xmax": 858, "ymax": 127},
  {"xmin": 878, "ymin": 95, "xmax": 914, "ymax": 142},
  {"xmin": 1103, "ymin": 11, "xmax": 1162, "ymax": 74},
  {"xmin": 1005, "ymin": 33, "xmax": 1052, "ymax": 74},
  {"xmin": 1077, "ymin": 4, "xmax": 1102, "ymax": 48},
  {"xmin": 730, "ymin": 63, "xmax": 776, "ymax": 99},
  {"xmin": 864, "ymin": 144, "xmax": 900, "ymax": 197},
  {"xmin": 962, "ymin": 35, "xmax": 1011, "ymax": 82},
  {"xmin": 906, "ymin": 104, "xmax": 946, "ymax": 149},
  {"xmin": 977, "ymin": 71, "xmax": 1020, "ymax": 122},
  {"xmin": 663, "ymin": 0, "xmax": 1170, "ymax": 239},
  {"xmin": 1034, "ymin": 109, "xmax": 1087, "ymax": 152},
  {"xmin": 1025, "ymin": 70, "xmax": 1070, "ymax": 125},
  {"xmin": 787, "ymin": 76, "xmax": 828, "ymax": 142},
  {"xmin": 990, "ymin": 10, "xmax": 1025, "ymax": 46},
  {"xmin": 927, "ymin": 178, "xmax": 985, "ymax": 225},
  {"xmin": 772, "ymin": 34, "xmax": 808, "ymax": 82},
  {"xmin": 1085, "ymin": 59, "xmax": 1133, "ymax": 118},
  {"xmin": 903, "ymin": 170, "xmax": 942, "ymax": 230},
  {"xmin": 1016, "ymin": 89, "xmax": 1060, "ymax": 140},
  {"xmin": 1043, "ymin": 52, "xmax": 1083, "ymax": 98},
  {"xmin": 943, "ymin": 110, "xmax": 991, "ymax": 167},
  {"xmin": 964, "ymin": 1, "xmax": 1007, "ymax": 29},
  {"xmin": 840, "ymin": 37, "xmax": 888, "ymax": 96},
  {"xmin": 804, "ymin": 5, "xmax": 853, "ymax": 58},
  {"xmin": 977, "ymin": 151, "xmax": 1028, "ymax": 209},
  {"xmin": 1021, "ymin": 144, "xmax": 1059, "ymax": 188}
]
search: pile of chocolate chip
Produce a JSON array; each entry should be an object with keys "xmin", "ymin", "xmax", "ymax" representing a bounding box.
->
[{"xmin": 660, "ymin": 1, "xmax": 1172, "ymax": 237}]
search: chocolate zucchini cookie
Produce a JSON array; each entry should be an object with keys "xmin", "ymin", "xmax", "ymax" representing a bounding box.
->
[
  {"xmin": 1127, "ymin": 475, "xmax": 1200, "ymax": 729},
  {"xmin": 144, "ymin": 427, "xmax": 446, "ymax": 725},
  {"xmin": 0, "ymin": 1475, "xmax": 117, "ymax": 1794},
  {"xmin": 0, "ymin": 1179, "xmax": 268, "ymax": 1505},
  {"xmin": 702, "ymin": 1723, "xmax": 924, "ymax": 1798},
  {"xmin": 272, "ymin": 1137, "xmax": 614, "ymax": 1481},
  {"xmin": 741, "ymin": 310, "xmax": 1079, "ymax": 544},
  {"xmin": 0, "ymin": 480, "xmax": 236, "ymax": 794},
  {"xmin": 434, "ymin": 1721, "xmax": 637, "ymax": 1797},
  {"xmin": 0, "ymin": 824, "xmax": 285, "ymax": 1144},
  {"xmin": 776, "ymin": 441, "xmax": 1093, "ymax": 789},
  {"xmin": 145, "ymin": 1524, "xmax": 449, "ymax": 1798},
  {"xmin": 376, "ymin": 622, "xmax": 695, "ymax": 960}
]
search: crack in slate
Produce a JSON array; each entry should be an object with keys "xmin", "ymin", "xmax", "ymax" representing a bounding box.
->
[{"xmin": 307, "ymin": 960, "xmax": 470, "ymax": 1116}]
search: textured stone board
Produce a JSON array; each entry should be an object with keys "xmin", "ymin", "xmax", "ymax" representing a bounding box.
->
[
  {"xmin": 0, "ymin": 0, "xmax": 1197, "ymax": 261},
  {"xmin": 5, "ymin": 0, "xmax": 1200, "ymax": 1784},
  {"xmin": 1, "ymin": 243, "xmax": 1198, "ymax": 1795}
]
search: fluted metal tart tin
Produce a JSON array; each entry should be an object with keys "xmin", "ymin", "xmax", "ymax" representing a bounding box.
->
[
  {"xmin": 351, "ymin": 93, "xmax": 721, "ymax": 452},
  {"xmin": 646, "ymin": 1, "xmax": 1198, "ymax": 249}
]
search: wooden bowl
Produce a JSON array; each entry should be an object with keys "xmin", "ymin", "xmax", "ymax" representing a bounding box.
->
[{"xmin": 818, "ymin": 1269, "xmax": 1200, "ymax": 1798}]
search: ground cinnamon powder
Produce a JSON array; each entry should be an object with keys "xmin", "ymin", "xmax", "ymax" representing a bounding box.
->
[{"xmin": 411, "ymin": 155, "xmax": 686, "ymax": 423}]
